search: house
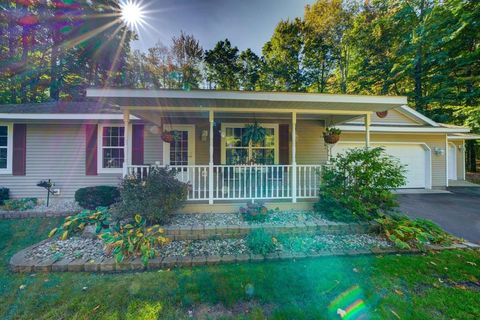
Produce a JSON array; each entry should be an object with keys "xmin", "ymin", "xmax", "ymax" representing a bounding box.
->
[{"xmin": 0, "ymin": 89, "xmax": 478, "ymax": 212}]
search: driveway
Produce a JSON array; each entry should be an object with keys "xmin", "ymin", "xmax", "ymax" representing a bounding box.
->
[{"xmin": 398, "ymin": 187, "xmax": 480, "ymax": 244}]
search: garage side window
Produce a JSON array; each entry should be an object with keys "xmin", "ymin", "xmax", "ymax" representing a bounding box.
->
[{"xmin": 0, "ymin": 126, "xmax": 8, "ymax": 170}]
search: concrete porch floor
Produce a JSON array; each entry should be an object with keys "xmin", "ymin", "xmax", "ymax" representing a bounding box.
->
[{"xmin": 448, "ymin": 179, "xmax": 480, "ymax": 187}]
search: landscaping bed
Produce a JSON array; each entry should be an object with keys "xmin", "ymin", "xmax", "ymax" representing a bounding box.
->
[{"xmin": 0, "ymin": 200, "xmax": 81, "ymax": 219}]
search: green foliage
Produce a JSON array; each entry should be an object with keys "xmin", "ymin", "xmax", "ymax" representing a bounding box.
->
[
  {"xmin": 376, "ymin": 215, "xmax": 455, "ymax": 250},
  {"xmin": 323, "ymin": 127, "xmax": 341, "ymax": 135},
  {"xmin": 246, "ymin": 229, "xmax": 277, "ymax": 256},
  {"xmin": 239, "ymin": 202, "xmax": 269, "ymax": 222},
  {"xmin": 113, "ymin": 167, "xmax": 188, "ymax": 224},
  {"xmin": 48, "ymin": 207, "xmax": 111, "ymax": 240},
  {"xmin": 2, "ymin": 198, "xmax": 38, "ymax": 211},
  {"xmin": 242, "ymin": 121, "xmax": 267, "ymax": 145},
  {"xmin": 315, "ymin": 147, "xmax": 406, "ymax": 222},
  {"xmin": 204, "ymin": 39, "xmax": 241, "ymax": 90},
  {"xmin": 100, "ymin": 214, "xmax": 169, "ymax": 265},
  {"xmin": 0, "ymin": 188, "xmax": 9, "ymax": 206},
  {"xmin": 74, "ymin": 186, "xmax": 120, "ymax": 210}
]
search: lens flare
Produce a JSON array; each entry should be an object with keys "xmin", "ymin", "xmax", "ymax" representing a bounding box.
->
[
  {"xmin": 328, "ymin": 285, "xmax": 369, "ymax": 319},
  {"xmin": 120, "ymin": 0, "xmax": 146, "ymax": 29}
]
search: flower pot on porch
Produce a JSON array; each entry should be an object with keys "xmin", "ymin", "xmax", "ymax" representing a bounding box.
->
[
  {"xmin": 161, "ymin": 131, "xmax": 176, "ymax": 143},
  {"xmin": 323, "ymin": 134, "xmax": 340, "ymax": 144}
]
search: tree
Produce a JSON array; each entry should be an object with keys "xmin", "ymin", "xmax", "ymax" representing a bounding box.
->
[
  {"xmin": 204, "ymin": 39, "xmax": 240, "ymax": 90},
  {"xmin": 171, "ymin": 31, "xmax": 203, "ymax": 90},
  {"xmin": 238, "ymin": 49, "xmax": 263, "ymax": 91},
  {"xmin": 262, "ymin": 18, "xmax": 304, "ymax": 91}
]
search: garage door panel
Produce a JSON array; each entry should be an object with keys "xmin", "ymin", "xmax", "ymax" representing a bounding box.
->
[{"xmin": 332, "ymin": 143, "xmax": 426, "ymax": 189}]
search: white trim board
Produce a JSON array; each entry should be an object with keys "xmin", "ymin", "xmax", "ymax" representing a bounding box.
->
[
  {"xmin": 0, "ymin": 122, "xmax": 13, "ymax": 175},
  {"xmin": 0, "ymin": 113, "xmax": 139, "ymax": 120}
]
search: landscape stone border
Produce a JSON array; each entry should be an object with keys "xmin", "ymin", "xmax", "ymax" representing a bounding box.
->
[
  {"xmin": 9, "ymin": 240, "xmax": 479, "ymax": 273},
  {"xmin": 0, "ymin": 210, "xmax": 74, "ymax": 219},
  {"xmin": 163, "ymin": 221, "xmax": 379, "ymax": 240}
]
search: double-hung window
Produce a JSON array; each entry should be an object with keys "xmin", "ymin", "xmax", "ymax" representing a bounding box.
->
[
  {"xmin": 222, "ymin": 123, "xmax": 278, "ymax": 165},
  {"xmin": 0, "ymin": 124, "xmax": 12, "ymax": 174},
  {"xmin": 98, "ymin": 125, "xmax": 125, "ymax": 172}
]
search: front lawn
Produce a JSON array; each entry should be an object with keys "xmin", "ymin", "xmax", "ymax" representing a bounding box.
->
[{"xmin": 1, "ymin": 218, "xmax": 479, "ymax": 319}]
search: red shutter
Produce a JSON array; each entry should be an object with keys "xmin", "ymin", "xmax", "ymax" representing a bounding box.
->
[
  {"xmin": 12, "ymin": 124, "xmax": 27, "ymax": 176},
  {"xmin": 279, "ymin": 124, "xmax": 289, "ymax": 165},
  {"xmin": 213, "ymin": 121, "xmax": 221, "ymax": 164},
  {"xmin": 85, "ymin": 124, "xmax": 97, "ymax": 175},
  {"xmin": 132, "ymin": 124, "xmax": 144, "ymax": 165}
]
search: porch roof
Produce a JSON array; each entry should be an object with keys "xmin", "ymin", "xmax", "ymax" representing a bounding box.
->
[{"xmin": 86, "ymin": 88, "xmax": 407, "ymax": 114}]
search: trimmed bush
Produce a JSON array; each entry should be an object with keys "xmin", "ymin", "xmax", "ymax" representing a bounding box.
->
[
  {"xmin": 3, "ymin": 198, "xmax": 37, "ymax": 211},
  {"xmin": 315, "ymin": 147, "xmax": 406, "ymax": 222},
  {"xmin": 75, "ymin": 186, "xmax": 120, "ymax": 209},
  {"xmin": 113, "ymin": 167, "xmax": 188, "ymax": 224},
  {"xmin": 0, "ymin": 188, "xmax": 9, "ymax": 205}
]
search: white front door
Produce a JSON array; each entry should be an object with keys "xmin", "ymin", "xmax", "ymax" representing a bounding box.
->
[
  {"xmin": 448, "ymin": 143, "xmax": 457, "ymax": 180},
  {"xmin": 163, "ymin": 124, "xmax": 195, "ymax": 166}
]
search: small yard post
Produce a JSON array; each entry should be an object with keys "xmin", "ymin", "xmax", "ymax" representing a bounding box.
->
[
  {"xmin": 209, "ymin": 110, "xmax": 214, "ymax": 204},
  {"xmin": 123, "ymin": 109, "xmax": 131, "ymax": 176},
  {"xmin": 292, "ymin": 111, "xmax": 297, "ymax": 203},
  {"xmin": 365, "ymin": 113, "xmax": 371, "ymax": 148}
]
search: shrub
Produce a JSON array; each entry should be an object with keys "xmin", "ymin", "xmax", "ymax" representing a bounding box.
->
[
  {"xmin": 113, "ymin": 167, "xmax": 188, "ymax": 224},
  {"xmin": 75, "ymin": 186, "xmax": 120, "ymax": 209},
  {"xmin": 240, "ymin": 202, "xmax": 269, "ymax": 222},
  {"xmin": 100, "ymin": 214, "xmax": 170, "ymax": 265},
  {"xmin": 0, "ymin": 188, "xmax": 9, "ymax": 205},
  {"xmin": 376, "ymin": 215, "xmax": 455, "ymax": 250},
  {"xmin": 49, "ymin": 207, "xmax": 111, "ymax": 240},
  {"xmin": 314, "ymin": 147, "xmax": 406, "ymax": 222},
  {"xmin": 3, "ymin": 198, "xmax": 38, "ymax": 211},
  {"xmin": 246, "ymin": 229, "xmax": 277, "ymax": 256}
]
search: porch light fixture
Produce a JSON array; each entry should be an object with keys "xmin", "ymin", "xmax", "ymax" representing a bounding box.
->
[
  {"xmin": 434, "ymin": 147, "xmax": 445, "ymax": 156},
  {"xmin": 201, "ymin": 129, "xmax": 208, "ymax": 142}
]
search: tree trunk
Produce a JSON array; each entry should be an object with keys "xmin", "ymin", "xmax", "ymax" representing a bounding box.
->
[{"xmin": 50, "ymin": 29, "xmax": 60, "ymax": 100}]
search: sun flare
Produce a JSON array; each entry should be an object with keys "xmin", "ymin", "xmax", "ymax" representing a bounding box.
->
[{"xmin": 120, "ymin": 0, "xmax": 145, "ymax": 29}]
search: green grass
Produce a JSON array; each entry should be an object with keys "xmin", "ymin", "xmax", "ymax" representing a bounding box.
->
[{"xmin": 0, "ymin": 218, "xmax": 479, "ymax": 319}]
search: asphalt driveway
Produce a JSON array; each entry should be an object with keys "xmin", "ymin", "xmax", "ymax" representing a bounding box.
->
[{"xmin": 398, "ymin": 187, "xmax": 480, "ymax": 243}]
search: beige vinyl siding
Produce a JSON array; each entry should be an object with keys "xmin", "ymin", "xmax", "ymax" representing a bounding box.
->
[
  {"xmin": 296, "ymin": 120, "xmax": 328, "ymax": 164},
  {"xmin": 0, "ymin": 124, "xmax": 122, "ymax": 200},
  {"xmin": 144, "ymin": 126, "xmax": 163, "ymax": 165},
  {"xmin": 348, "ymin": 108, "xmax": 422, "ymax": 125},
  {"xmin": 341, "ymin": 132, "xmax": 447, "ymax": 188}
]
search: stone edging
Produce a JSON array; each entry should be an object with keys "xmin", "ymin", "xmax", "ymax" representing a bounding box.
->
[
  {"xmin": 163, "ymin": 221, "xmax": 379, "ymax": 240},
  {"xmin": 0, "ymin": 211, "xmax": 74, "ymax": 220},
  {"xmin": 9, "ymin": 241, "xmax": 479, "ymax": 273}
]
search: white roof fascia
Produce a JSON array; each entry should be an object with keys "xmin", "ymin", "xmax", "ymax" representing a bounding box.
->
[
  {"xmin": 0, "ymin": 113, "xmax": 139, "ymax": 120},
  {"xmin": 87, "ymin": 88, "xmax": 408, "ymax": 105},
  {"xmin": 338, "ymin": 124, "xmax": 470, "ymax": 133}
]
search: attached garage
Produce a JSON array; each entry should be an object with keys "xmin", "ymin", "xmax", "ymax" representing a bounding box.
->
[{"xmin": 332, "ymin": 142, "xmax": 432, "ymax": 189}]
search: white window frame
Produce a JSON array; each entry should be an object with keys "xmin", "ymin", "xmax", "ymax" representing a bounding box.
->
[
  {"xmin": 97, "ymin": 123, "xmax": 132, "ymax": 174},
  {"xmin": 0, "ymin": 123, "xmax": 13, "ymax": 175},
  {"xmin": 220, "ymin": 123, "xmax": 279, "ymax": 165},
  {"xmin": 162, "ymin": 124, "xmax": 196, "ymax": 165}
]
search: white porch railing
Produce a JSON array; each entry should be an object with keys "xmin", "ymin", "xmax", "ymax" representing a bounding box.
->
[{"xmin": 124, "ymin": 164, "xmax": 322, "ymax": 202}]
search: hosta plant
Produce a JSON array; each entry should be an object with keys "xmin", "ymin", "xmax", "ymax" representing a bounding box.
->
[
  {"xmin": 376, "ymin": 215, "xmax": 455, "ymax": 250},
  {"xmin": 49, "ymin": 207, "xmax": 111, "ymax": 240},
  {"xmin": 100, "ymin": 214, "xmax": 170, "ymax": 265}
]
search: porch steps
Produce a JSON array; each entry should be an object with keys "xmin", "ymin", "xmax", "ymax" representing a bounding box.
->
[{"xmin": 163, "ymin": 221, "xmax": 380, "ymax": 241}]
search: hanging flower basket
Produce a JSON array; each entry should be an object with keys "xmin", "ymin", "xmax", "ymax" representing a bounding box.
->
[
  {"xmin": 323, "ymin": 127, "xmax": 341, "ymax": 144},
  {"xmin": 376, "ymin": 110, "xmax": 388, "ymax": 118},
  {"xmin": 161, "ymin": 131, "xmax": 176, "ymax": 143}
]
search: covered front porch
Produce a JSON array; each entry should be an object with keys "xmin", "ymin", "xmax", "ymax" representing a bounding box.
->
[{"xmin": 87, "ymin": 89, "xmax": 407, "ymax": 204}]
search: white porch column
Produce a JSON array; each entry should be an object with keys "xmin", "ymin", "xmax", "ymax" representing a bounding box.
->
[
  {"xmin": 208, "ymin": 110, "xmax": 214, "ymax": 204},
  {"xmin": 123, "ymin": 109, "xmax": 131, "ymax": 177},
  {"xmin": 292, "ymin": 112, "xmax": 297, "ymax": 203},
  {"xmin": 365, "ymin": 113, "xmax": 371, "ymax": 148}
]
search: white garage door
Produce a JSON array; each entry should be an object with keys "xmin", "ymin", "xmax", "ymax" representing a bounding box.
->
[{"xmin": 332, "ymin": 143, "xmax": 428, "ymax": 188}]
